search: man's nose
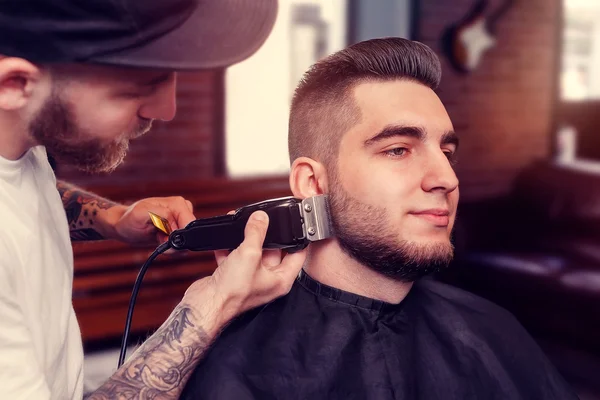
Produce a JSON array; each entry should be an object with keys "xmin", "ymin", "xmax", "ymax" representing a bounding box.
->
[
  {"xmin": 138, "ymin": 73, "xmax": 177, "ymax": 122},
  {"xmin": 421, "ymin": 151, "xmax": 459, "ymax": 194}
]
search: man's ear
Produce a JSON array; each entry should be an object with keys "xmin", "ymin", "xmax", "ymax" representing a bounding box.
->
[
  {"xmin": 289, "ymin": 157, "xmax": 329, "ymax": 199},
  {"xmin": 0, "ymin": 57, "xmax": 43, "ymax": 111}
]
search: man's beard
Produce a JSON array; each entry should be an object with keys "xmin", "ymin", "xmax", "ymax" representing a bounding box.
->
[
  {"xmin": 29, "ymin": 88, "xmax": 152, "ymax": 174},
  {"xmin": 329, "ymin": 177, "xmax": 454, "ymax": 283}
]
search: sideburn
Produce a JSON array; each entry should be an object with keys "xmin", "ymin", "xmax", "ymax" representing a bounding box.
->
[{"xmin": 328, "ymin": 176, "xmax": 454, "ymax": 283}]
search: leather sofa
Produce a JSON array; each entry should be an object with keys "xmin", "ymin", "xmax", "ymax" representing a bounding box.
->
[{"xmin": 439, "ymin": 160, "xmax": 600, "ymax": 357}]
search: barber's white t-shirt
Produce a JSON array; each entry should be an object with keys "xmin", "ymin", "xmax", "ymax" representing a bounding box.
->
[{"xmin": 0, "ymin": 146, "xmax": 84, "ymax": 399}]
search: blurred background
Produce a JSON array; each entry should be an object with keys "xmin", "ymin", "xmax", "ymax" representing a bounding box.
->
[{"xmin": 55, "ymin": 0, "xmax": 600, "ymax": 397}]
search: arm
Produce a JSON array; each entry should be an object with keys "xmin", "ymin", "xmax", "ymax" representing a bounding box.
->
[
  {"xmin": 87, "ymin": 279, "xmax": 226, "ymax": 400},
  {"xmin": 57, "ymin": 180, "xmax": 197, "ymax": 245},
  {"xmin": 86, "ymin": 211, "xmax": 308, "ymax": 399},
  {"xmin": 56, "ymin": 180, "xmax": 126, "ymax": 242}
]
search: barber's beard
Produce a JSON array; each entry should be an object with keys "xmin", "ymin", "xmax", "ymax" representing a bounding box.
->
[
  {"xmin": 329, "ymin": 178, "xmax": 454, "ymax": 283},
  {"xmin": 29, "ymin": 89, "xmax": 152, "ymax": 174}
]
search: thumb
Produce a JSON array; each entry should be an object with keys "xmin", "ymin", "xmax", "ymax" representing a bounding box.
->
[
  {"xmin": 149, "ymin": 205, "xmax": 178, "ymax": 233},
  {"xmin": 238, "ymin": 211, "xmax": 269, "ymax": 253}
]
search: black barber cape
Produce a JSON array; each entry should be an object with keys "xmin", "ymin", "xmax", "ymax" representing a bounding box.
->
[{"xmin": 180, "ymin": 270, "xmax": 578, "ymax": 400}]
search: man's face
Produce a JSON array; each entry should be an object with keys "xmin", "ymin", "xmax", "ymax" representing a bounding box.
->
[
  {"xmin": 29, "ymin": 64, "xmax": 176, "ymax": 173},
  {"xmin": 329, "ymin": 80, "xmax": 459, "ymax": 282}
]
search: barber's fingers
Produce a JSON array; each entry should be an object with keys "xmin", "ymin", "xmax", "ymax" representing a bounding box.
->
[
  {"xmin": 157, "ymin": 196, "xmax": 195, "ymax": 229},
  {"xmin": 213, "ymin": 209, "xmax": 237, "ymax": 265},
  {"xmin": 262, "ymin": 249, "xmax": 282, "ymax": 268},
  {"xmin": 156, "ymin": 231, "xmax": 168, "ymax": 244},
  {"xmin": 277, "ymin": 248, "xmax": 308, "ymax": 283},
  {"xmin": 237, "ymin": 211, "xmax": 269, "ymax": 256},
  {"xmin": 214, "ymin": 249, "xmax": 230, "ymax": 266},
  {"xmin": 154, "ymin": 230, "xmax": 178, "ymax": 255}
]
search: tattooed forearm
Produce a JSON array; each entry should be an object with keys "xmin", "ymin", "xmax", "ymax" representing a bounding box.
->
[
  {"xmin": 56, "ymin": 180, "xmax": 119, "ymax": 241},
  {"xmin": 87, "ymin": 305, "xmax": 211, "ymax": 400}
]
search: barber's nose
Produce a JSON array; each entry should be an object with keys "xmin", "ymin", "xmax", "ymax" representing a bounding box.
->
[
  {"xmin": 421, "ymin": 151, "xmax": 459, "ymax": 194},
  {"xmin": 138, "ymin": 73, "xmax": 177, "ymax": 122}
]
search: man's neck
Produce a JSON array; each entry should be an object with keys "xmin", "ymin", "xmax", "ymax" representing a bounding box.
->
[
  {"xmin": 303, "ymin": 240, "xmax": 413, "ymax": 304},
  {"xmin": 0, "ymin": 112, "xmax": 35, "ymax": 160}
]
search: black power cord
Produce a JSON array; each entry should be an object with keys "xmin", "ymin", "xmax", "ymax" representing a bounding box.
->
[{"xmin": 117, "ymin": 241, "xmax": 172, "ymax": 368}]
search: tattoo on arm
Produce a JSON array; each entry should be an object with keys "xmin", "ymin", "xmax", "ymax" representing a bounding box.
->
[
  {"xmin": 56, "ymin": 181, "xmax": 118, "ymax": 241},
  {"xmin": 87, "ymin": 305, "xmax": 211, "ymax": 400}
]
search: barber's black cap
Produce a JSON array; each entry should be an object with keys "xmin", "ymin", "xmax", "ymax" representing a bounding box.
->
[{"xmin": 0, "ymin": 0, "xmax": 277, "ymax": 69}]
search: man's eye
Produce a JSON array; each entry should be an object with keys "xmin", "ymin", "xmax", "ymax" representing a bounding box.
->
[
  {"xmin": 444, "ymin": 151, "xmax": 458, "ymax": 165},
  {"xmin": 384, "ymin": 148, "xmax": 408, "ymax": 157}
]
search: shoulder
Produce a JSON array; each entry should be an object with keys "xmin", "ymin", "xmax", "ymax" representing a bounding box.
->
[
  {"xmin": 29, "ymin": 145, "xmax": 50, "ymax": 164},
  {"xmin": 412, "ymin": 278, "xmax": 579, "ymax": 398},
  {"xmin": 410, "ymin": 278, "xmax": 540, "ymax": 350},
  {"xmin": 30, "ymin": 146, "xmax": 57, "ymax": 182},
  {"xmin": 414, "ymin": 280, "xmax": 561, "ymax": 368}
]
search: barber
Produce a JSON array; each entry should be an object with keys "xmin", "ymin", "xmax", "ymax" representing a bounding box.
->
[{"xmin": 0, "ymin": 0, "xmax": 307, "ymax": 399}]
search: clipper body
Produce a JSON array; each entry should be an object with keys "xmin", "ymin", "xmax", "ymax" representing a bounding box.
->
[{"xmin": 165, "ymin": 195, "xmax": 332, "ymax": 253}]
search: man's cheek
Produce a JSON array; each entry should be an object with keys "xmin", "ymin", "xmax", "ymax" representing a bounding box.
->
[{"xmin": 355, "ymin": 172, "xmax": 393, "ymax": 202}]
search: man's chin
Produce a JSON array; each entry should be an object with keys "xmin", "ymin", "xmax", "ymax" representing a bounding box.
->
[
  {"xmin": 56, "ymin": 148, "xmax": 127, "ymax": 174},
  {"xmin": 399, "ymin": 239, "xmax": 455, "ymax": 265},
  {"xmin": 82, "ymin": 154, "xmax": 126, "ymax": 174},
  {"xmin": 82, "ymin": 161, "xmax": 123, "ymax": 174},
  {"xmin": 402, "ymin": 235, "xmax": 453, "ymax": 250}
]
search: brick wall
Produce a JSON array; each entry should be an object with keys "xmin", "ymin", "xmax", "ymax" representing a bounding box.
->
[
  {"xmin": 56, "ymin": 1, "xmax": 561, "ymax": 201},
  {"xmin": 55, "ymin": 70, "xmax": 224, "ymax": 188},
  {"xmin": 418, "ymin": 0, "xmax": 560, "ymax": 201}
]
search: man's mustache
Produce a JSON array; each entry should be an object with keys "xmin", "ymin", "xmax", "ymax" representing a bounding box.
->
[{"xmin": 130, "ymin": 119, "xmax": 154, "ymax": 139}]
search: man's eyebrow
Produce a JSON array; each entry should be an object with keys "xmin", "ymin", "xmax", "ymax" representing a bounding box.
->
[
  {"xmin": 441, "ymin": 130, "xmax": 459, "ymax": 149},
  {"xmin": 364, "ymin": 124, "xmax": 459, "ymax": 149},
  {"xmin": 364, "ymin": 125, "xmax": 425, "ymax": 147}
]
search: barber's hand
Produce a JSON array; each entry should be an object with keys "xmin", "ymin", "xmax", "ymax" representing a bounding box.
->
[
  {"xmin": 112, "ymin": 196, "xmax": 195, "ymax": 246},
  {"xmin": 183, "ymin": 210, "xmax": 308, "ymax": 322}
]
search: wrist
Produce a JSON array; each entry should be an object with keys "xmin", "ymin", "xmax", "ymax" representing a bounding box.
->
[
  {"xmin": 99, "ymin": 204, "xmax": 128, "ymax": 240},
  {"xmin": 181, "ymin": 277, "xmax": 239, "ymax": 338}
]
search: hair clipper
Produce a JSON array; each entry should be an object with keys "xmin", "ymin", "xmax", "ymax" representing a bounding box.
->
[{"xmin": 153, "ymin": 195, "xmax": 333, "ymax": 253}]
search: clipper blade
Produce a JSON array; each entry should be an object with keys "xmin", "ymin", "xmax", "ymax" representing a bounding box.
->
[
  {"xmin": 148, "ymin": 211, "xmax": 172, "ymax": 235},
  {"xmin": 300, "ymin": 195, "xmax": 333, "ymax": 242}
]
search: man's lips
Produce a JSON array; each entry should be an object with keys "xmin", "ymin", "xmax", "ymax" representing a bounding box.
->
[{"xmin": 409, "ymin": 209, "xmax": 450, "ymax": 227}]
